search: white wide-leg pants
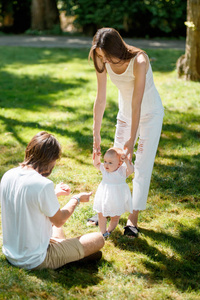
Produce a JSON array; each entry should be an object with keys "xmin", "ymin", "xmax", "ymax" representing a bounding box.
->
[{"xmin": 114, "ymin": 111, "xmax": 164, "ymax": 211}]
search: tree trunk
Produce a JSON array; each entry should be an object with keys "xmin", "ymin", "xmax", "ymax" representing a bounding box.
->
[
  {"xmin": 176, "ymin": 0, "xmax": 200, "ymax": 81},
  {"xmin": 31, "ymin": 0, "xmax": 60, "ymax": 31}
]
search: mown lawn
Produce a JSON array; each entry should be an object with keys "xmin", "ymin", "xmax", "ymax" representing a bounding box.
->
[{"xmin": 0, "ymin": 45, "xmax": 200, "ymax": 300}]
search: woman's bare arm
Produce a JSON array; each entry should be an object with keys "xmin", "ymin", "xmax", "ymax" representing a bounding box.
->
[{"xmin": 93, "ymin": 67, "xmax": 107, "ymax": 157}]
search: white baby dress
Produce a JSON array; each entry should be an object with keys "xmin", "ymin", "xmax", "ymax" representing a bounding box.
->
[{"xmin": 93, "ymin": 164, "xmax": 133, "ymax": 217}]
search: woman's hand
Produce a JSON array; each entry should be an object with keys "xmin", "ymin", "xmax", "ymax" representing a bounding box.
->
[
  {"xmin": 93, "ymin": 133, "xmax": 101, "ymax": 159},
  {"xmin": 124, "ymin": 139, "xmax": 134, "ymax": 161},
  {"xmin": 55, "ymin": 182, "xmax": 71, "ymax": 197}
]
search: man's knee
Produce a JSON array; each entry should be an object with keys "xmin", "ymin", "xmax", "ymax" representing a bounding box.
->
[
  {"xmin": 96, "ymin": 232, "xmax": 105, "ymax": 248},
  {"xmin": 79, "ymin": 232, "xmax": 105, "ymax": 257},
  {"xmin": 86, "ymin": 232, "xmax": 105, "ymax": 248}
]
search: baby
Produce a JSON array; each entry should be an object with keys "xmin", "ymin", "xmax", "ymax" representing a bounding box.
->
[{"xmin": 93, "ymin": 147, "xmax": 134, "ymax": 238}]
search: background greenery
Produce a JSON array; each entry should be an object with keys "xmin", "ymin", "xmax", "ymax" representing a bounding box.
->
[
  {"xmin": 62, "ymin": 0, "xmax": 187, "ymax": 37},
  {"xmin": 0, "ymin": 0, "xmax": 186, "ymax": 37},
  {"xmin": 0, "ymin": 46, "xmax": 200, "ymax": 299},
  {"xmin": 0, "ymin": 0, "xmax": 31, "ymax": 33}
]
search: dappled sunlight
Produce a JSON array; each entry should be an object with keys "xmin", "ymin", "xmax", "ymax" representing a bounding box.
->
[
  {"xmin": 0, "ymin": 71, "xmax": 89, "ymax": 112},
  {"xmin": 112, "ymin": 222, "xmax": 200, "ymax": 292},
  {"xmin": 0, "ymin": 46, "xmax": 199, "ymax": 299}
]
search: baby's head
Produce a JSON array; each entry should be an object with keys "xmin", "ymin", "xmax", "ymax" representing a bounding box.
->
[{"xmin": 103, "ymin": 147, "xmax": 123, "ymax": 172}]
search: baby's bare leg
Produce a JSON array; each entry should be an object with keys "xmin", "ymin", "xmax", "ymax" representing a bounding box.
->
[
  {"xmin": 98, "ymin": 212, "xmax": 107, "ymax": 234},
  {"xmin": 107, "ymin": 216, "xmax": 120, "ymax": 233}
]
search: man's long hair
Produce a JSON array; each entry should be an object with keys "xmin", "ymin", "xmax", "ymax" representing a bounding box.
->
[{"xmin": 21, "ymin": 131, "xmax": 61, "ymax": 176}]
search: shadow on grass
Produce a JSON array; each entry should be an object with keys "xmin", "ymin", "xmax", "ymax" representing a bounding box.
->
[
  {"xmin": 146, "ymin": 49, "xmax": 184, "ymax": 73},
  {"xmin": 0, "ymin": 70, "xmax": 88, "ymax": 111},
  {"xmin": 0, "ymin": 97, "xmax": 118, "ymax": 156},
  {"xmin": 0, "ymin": 47, "xmax": 89, "ymax": 67},
  {"xmin": 151, "ymin": 109, "xmax": 200, "ymax": 201},
  {"xmin": 0, "ymin": 114, "xmax": 94, "ymax": 150},
  {"xmin": 0, "ymin": 47, "xmax": 199, "ymax": 203},
  {"xmin": 152, "ymin": 156, "xmax": 200, "ymax": 201},
  {"xmin": 1, "ymin": 105, "xmax": 199, "ymax": 201},
  {"xmin": 32, "ymin": 259, "xmax": 105, "ymax": 289},
  {"xmin": 112, "ymin": 221, "xmax": 200, "ymax": 292},
  {"xmin": 0, "ymin": 255, "xmax": 106, "ymax": 297},
  {"xmin": 0, "ymin": 47, "xmax": 183, "ymax": 73}
]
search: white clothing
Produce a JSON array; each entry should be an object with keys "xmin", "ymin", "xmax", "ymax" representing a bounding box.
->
[
  {"xmin": 106, "ymin": 55, "xmax": 164, "ymax": 125},
  {"xmin": 93, "ymin": 164, "xmax": 133, "ymax": 217},
  {"xmin": 0, "ymin": 167, "xmax": 60, "ymax": 269},
  {"xmin": 106, "ymin": 54, "xmax": 164, "ymax": 210},
  {"xmin": 114, "ymin": 113, "xmax": 163, "ymax": 210}
]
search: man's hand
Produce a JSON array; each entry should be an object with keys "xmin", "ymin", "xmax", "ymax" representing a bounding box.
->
[
  {"xmin": 75, "ymin": 192, "xmax": 93, "ymax": 203},
  {"xmin": 50, "ymin": 191, "xmax": 93, "ymax": 227},
  {"xmin": 55, "ymin": 182, "xmax": 71, "ymax": 197}
]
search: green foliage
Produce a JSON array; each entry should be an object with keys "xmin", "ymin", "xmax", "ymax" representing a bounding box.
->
[
  {"xmin": 0, "ymin": 46, "xmax": 200, "ymax": 299},
  {"xmin": 61, "ymin": 0, "xmax": 186, "ymax": 37},
  {"xmin": 0, "ymin": 0, "xmax": 31, "ymax": 33}
]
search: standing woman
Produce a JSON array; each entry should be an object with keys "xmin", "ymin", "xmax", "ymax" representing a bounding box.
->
[{"xmin": 89, "ymin": 28, "xmax": 164, "ymax": 237}]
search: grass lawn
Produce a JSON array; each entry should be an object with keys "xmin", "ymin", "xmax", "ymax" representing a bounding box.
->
[{"xmin": 0, "ymin": 45, "xmax": 200, "ymax": 300}]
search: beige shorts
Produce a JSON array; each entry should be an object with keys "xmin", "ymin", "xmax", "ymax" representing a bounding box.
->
[{"xmin": 34, "ymin": 237, "xmax": 85, "ymax": 270}]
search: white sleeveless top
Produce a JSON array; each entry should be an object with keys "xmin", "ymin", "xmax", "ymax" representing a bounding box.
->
[{"xmin": 105, "ymin": 54, "xmax": 164, "ymax": 125}]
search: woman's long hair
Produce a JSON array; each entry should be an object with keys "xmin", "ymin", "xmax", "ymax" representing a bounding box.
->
[
  {"xmin": 89, "ymin": 28, "xmax": 143, "ymax": 73},
  {"xmin": 21, "ymin": 131, "xmax": 61, "ymax": 176}
]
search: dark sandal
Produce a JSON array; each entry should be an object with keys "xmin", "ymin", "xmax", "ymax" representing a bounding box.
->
[
  {"xmin": 87, "ymin": 214, "xmax": 98, "ymax": 226},
  {"xmin": 102, "ymin": 231, "xmax": 111, "ymax": 239},
  {"xmin": 124, "ymin": 225, "xmax": 139, "ymax": 238}
]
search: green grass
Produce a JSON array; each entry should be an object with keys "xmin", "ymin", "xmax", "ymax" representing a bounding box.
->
[{"xmin": 0, "ymin": 46, "xmax": 200, "ymax": 299}]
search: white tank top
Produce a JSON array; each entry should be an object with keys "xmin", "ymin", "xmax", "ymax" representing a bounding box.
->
[{"xmin": 105, "ymin": 54, "xmax": 164, "ymax": 125}]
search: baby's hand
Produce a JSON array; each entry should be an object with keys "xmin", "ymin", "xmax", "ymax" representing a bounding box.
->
[
  {"xmin": 55, "ymin": 182, "xmax": 71, "ymax": 197},
  {"xmin": 121, "ymin": 149, "xmax": 129, "ymax": 162},
  {"xmin": 120, "ymin": 154, "xmax": 126, "ymax": 162}
]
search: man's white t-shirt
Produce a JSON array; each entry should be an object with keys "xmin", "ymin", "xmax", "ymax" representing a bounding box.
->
[{"xmin": 0, "ymin": 167, "xmax": 60, "ymax": 269}]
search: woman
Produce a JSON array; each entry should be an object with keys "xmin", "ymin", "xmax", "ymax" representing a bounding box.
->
[{"xmin": 89, "ymin": 28, "xmax": 164, "ymax": 237}]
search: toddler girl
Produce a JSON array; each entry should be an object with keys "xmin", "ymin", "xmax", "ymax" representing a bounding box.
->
[{"xmin": 93, "ymin": 147, "xmax": 134, "ymax": 238}]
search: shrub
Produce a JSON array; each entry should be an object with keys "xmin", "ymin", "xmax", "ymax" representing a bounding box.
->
[{"xmin": 61, "ymin": 0, "xmax": 186, "ymax": 37}]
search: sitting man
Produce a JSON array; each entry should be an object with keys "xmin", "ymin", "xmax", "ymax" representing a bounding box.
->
[{"xmin": 0, "ymin": 131, "xmax": 104, "ymax": 270}]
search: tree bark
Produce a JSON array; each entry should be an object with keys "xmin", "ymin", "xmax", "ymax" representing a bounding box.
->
[
  {"xmin": 31, "ymin": 0, "xmax": 60, "ymax": 31},
  {"xmin": 177, "ymin": 0, "xmax": 200, "ymax": 81}
]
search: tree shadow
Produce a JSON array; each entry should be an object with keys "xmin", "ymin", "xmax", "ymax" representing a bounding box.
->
[
  {"xmin": 0, "ymin": 70, "xmax": 88, "ymax": 111},
  {"xmin": 30, "ymin": 258, "xmax": 107, "ymax": 289},
  {"xmin": 152, "ymin": 156, "xmax": 200, "ymax": 200},
  {"xmin": 0, "ymin": 256, "xmax": 108, "ymax": 296},
  {"xmin": 0, "ymin": 48, "xmax": 199, "ymax": 202},
  {"xmin": 145, "ymin": 49, "xmax": 184, "ymax": 73},
  {"xmin": 0, "ymin": 115, "xmax": 90, "ymax": 146},
  {"xmin": 152, "ymin": 109, "xmax": 200, "ymax": 200},
  {"xmin": 0, "ymin": 47, "xmax": 89, "ymax": 67},
  {"xmin": 111, "ymin": 221, "xmax": 200, "ymax": 292}
]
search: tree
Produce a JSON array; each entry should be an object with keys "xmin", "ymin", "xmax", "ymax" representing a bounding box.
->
[
  {"xmin": 0, "ymin": 0, "xmax": 31, "ymax": 33},
  {"xmin": 177, "ymin": 0, "xmax": 200, "ymax": 81},
  {"xmin": 31, "ymin": 0, "xmax": 60, "ymax": 31}
]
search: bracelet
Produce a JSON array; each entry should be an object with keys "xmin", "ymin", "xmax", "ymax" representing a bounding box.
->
[{"xmin": 71, "ymin": 196, "xmax": 80, "ymax": 205}]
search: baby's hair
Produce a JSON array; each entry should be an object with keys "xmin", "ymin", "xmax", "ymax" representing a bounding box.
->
[{"xmin": 105, "ymin": 147, "xmax": 124, "ymax": 158}]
